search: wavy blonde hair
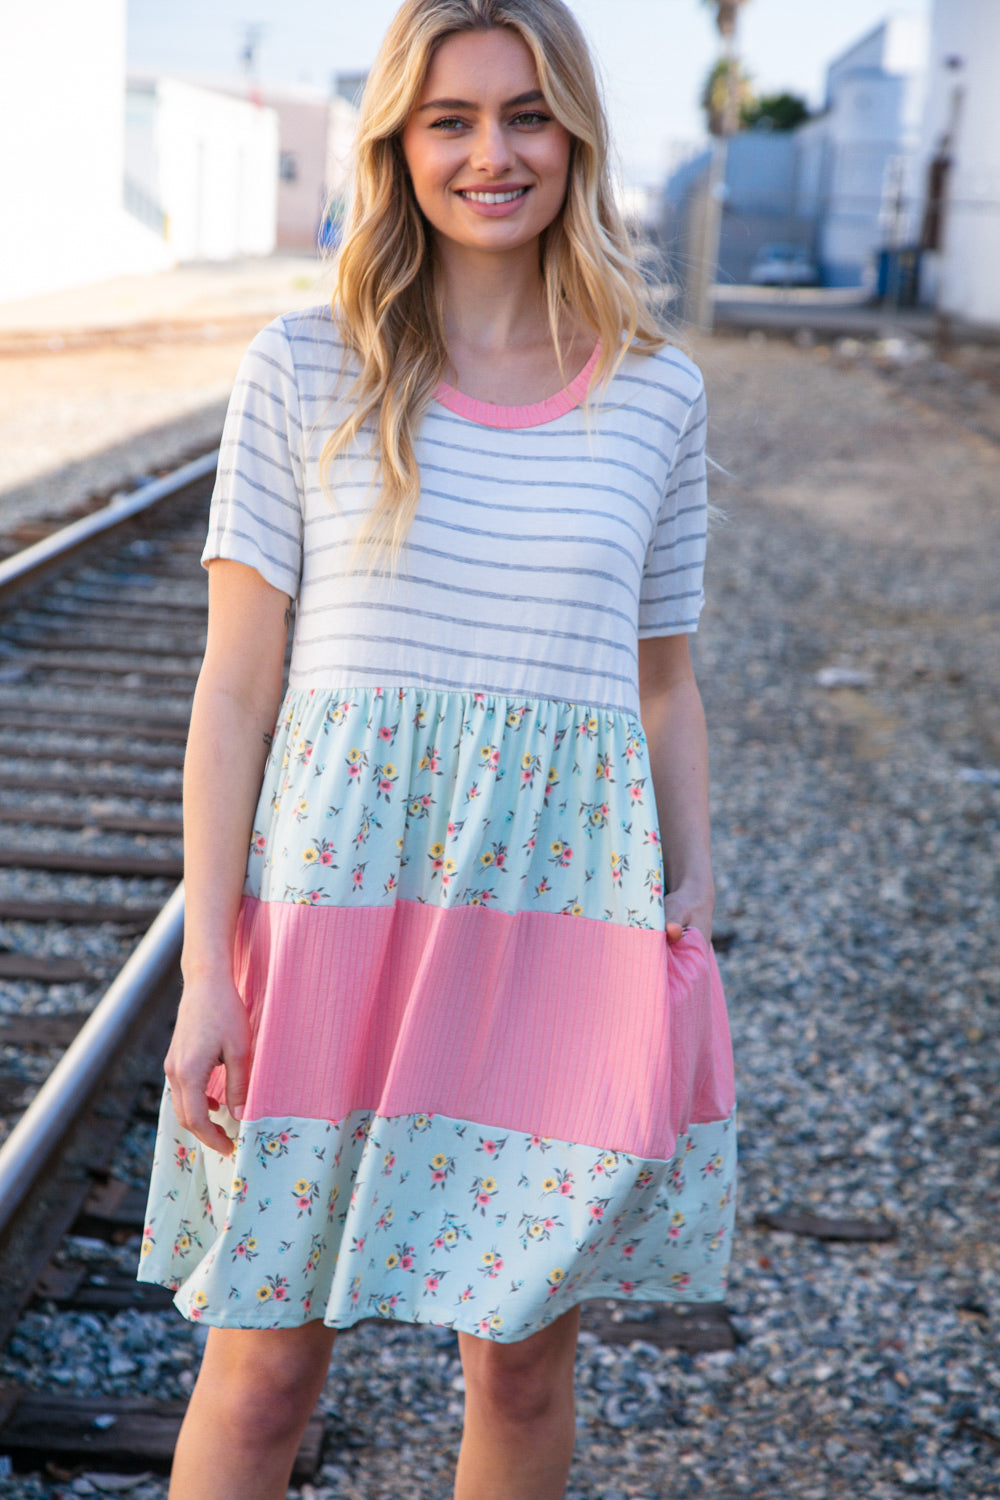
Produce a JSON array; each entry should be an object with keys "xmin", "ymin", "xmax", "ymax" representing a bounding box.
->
[{"xmin": 323, "ymin": 0, "xmax": 669, "ymax": 564}]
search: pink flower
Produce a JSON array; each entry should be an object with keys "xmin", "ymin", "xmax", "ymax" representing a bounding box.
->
[
  {"xmin": 620, "ymin": 1280, "xmax": 635, "ymax": 1294},
  {"xmin": 521, "ymin": 769, "xmax": 533, "ymax": 783},
  {"xmin": 482, "ymin": 1141, "xmax": 497, "ymax": 1154},
  {"xmin": 352, "ymin": 870, "xmax": 363, "ymax": 886},
  {"xmin": 630, "ymin": 785, "xmax": 643, "ymax": 801},
  {"xmin": 320, "ymin": 851, "xmax": 334, "ymax": 865},
  {"xmin": 279, "ymin": 1133, "xmax": 290, "ymax": 1143},
  {"xmin": 622, "ymin": 1244, "xmax": 636, "ymax": 1258},
  {"xmin": 559, "ymin": 1181, "xmax": 573, "ymax": 1195},
  {"xmin": 433, "ymin": 1236, "xmax": 445, "ymax": 1248},
  {"xmin": 432, "ymin": 1170, "xmax": 446, "ymax": 1183},
  {"xmin": 378, "ymin": 727, "xmax": 393, "ymax": 741},
  {"xmin": 589, "ymin": 1204, "xmax": 604, "ymax": 1221},
  {"xmin": 348, "ymin": 764, "xmax": 361, "ymax": 779},
  {"xmin": 476, "ymin": 1192, "xmax": 491, "ymax": 1207},
  {"xmin": 426, "ymin": 1275, "xmax": 439, "ymax": 1291},
  {"xmin": 400, "ymin": 1255, "xmax": 414, "ymax": 1269},
  {"xmin": 297, "ymin": 1196, "xmax": 311, "ymax": 1210},
  {"xmin": 544, "ymin": 1218, "xmax": 555, "ymax": 1230},
  {"xmin": 379, "ymin": 778, "xmax": 393, "ymax": 794}
]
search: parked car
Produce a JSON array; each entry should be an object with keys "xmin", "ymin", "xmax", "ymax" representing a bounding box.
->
[{"xmin": 748, "ymin": 243, "xmax": 820, "ymax": 287}]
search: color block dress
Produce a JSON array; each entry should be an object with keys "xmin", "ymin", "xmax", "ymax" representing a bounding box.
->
[{"xmin": 137, "ymin": 306, "xmax": 737, "ymax": 1341}]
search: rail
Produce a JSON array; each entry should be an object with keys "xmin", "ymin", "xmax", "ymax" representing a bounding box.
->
[{"xmin": 0, "ymin": 448, "xmax": 219, "ymax": 602}]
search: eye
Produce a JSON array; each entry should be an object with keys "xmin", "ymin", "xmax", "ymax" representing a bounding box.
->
[
  {"xmin": 510, "ymin": 110, "xmax": 552, "ymax": 128},
  {"xmin": 429, "ymin": 115, "xmax": 469, "ymax": 132}
]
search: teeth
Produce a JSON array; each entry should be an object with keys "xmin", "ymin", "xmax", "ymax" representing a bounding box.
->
[{"xmin": 461, "ymin": 189, "xmax": 527, "ymax": 204}]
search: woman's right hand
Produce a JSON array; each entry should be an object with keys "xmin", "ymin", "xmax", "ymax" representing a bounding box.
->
[{"xmin": 164, "ymin": 976, "xmax": 251, "ymax": 1156}]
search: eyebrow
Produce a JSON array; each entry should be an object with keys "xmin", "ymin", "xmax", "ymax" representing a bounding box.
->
[{"xmin": 415, "ymin": 90, "xmax": 547, "ymax": 113}]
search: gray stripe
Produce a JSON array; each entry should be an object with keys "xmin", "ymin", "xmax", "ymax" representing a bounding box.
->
[
  {"xmin": 214, "ymin": 465, "xmax": 301, "ymax": 522},
  {"xmin": 422, "ymin": 406, "xmax": 674, "ymax": 467},
  {"xmin": 419, "ymin": 435, "xmax": 661, "ymax": 498},
  {"xmin": 650, "ymin": 529, "xmax": 708, "ymax": 556},
  {"xmin": 206, "ymin": 531, "xmax": 299, "ymax": 589},
  {"xmin": 287, "ymin": 662, "xmax": 634, "ymax": 710},
  {"xmin": 289, "ymin": 631, "xmax": 634, "ymax": 685},
  {"xmin": 301, "ymin": 567, "xmax": 636, "ymax": 628},
  {"xmin": 304, "ymin": 539, "xmax": 639, "ymax": 598},
  {"xmin": 641, "ymin": 558, "xmax": 704, "ymax": 583},
  {"xmin": 295, "ymin": 599, "xmax": 634, "ymax": 656}
]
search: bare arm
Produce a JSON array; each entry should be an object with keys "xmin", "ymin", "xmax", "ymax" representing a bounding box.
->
[
  {"xmin": 164, "ymin": 559, "xmax": 290, "ymax": 1154},
  {"xmin": 638, "ymin": 632, "xmax": 715, "ymax": 943}
]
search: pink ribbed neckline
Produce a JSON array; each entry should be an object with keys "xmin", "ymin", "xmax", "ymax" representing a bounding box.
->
[{"xmin": 433, "ymin": 342, "xmax": 601, "ymax": 429}]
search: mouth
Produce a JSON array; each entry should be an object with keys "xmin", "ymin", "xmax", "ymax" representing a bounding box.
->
[{"xmin": 456, "ymin": 187, "xmax": 531, "ymax": 205}]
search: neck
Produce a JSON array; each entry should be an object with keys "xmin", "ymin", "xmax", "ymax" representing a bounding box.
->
[{"xmin": 433, "ymin": 237, "xmax": 551, "ymax": 352}]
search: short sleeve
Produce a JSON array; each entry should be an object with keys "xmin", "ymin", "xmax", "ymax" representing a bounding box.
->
[
  {"xmin": 202, "ymin": 319, "xmax": 305, "ymax": 599},
  {"xmin": 638, "ymin": 375, "xmax": 708, "ymax": 638}
]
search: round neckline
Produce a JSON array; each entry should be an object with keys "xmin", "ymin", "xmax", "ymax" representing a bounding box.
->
[{"xmin": 433, "ymin": 342, "xmax": 601, "ymax": 430}]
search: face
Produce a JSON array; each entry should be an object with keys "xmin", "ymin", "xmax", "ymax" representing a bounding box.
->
[{"xmin": 400, "ymin": 28, "xmax": 572, "ymax": 257}]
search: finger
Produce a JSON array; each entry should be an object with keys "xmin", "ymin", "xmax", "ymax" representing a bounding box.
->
[
  {"xmin": 665, "ymin": 920, "xmax": 684, "ymax": 944},
  {"xmin": 167, "ymin": 1069, "xmax": 235, "ymax": 1157},
  {"xmin": 225, "ymin": 1041, "xmax": 251, "ymax": 1123}
]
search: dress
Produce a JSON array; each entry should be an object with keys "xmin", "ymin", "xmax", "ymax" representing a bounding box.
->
[{"xmin": 137, "ymin": 307, "xmax": 737, "ymax": 1341}]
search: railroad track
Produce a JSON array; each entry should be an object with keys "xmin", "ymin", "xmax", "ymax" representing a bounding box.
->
[
  {"xmin": 0, "ymin": 461, "xmax": 737, "ymax": 1486},
  {"xmin": 0, "ymin": 456, "xmax": 315, "ymax": 1481}
]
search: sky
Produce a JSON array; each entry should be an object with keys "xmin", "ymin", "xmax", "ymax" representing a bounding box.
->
[{"xmin": 127, "ymin": 0, "xmax": 930, "ymax": 184}]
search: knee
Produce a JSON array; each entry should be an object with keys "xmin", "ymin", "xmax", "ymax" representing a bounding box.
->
[
  {"xmin": 463, "ymin": 1344, "xmax": 572, "ymax": 1428},
  {"xmin": 196, "ymin": 1327, "xmax": 332, "ymax": 1448}
]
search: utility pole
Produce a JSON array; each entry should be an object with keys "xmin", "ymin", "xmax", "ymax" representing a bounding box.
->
[{"xmin": 691, "ymin": 1, "xmax": 747, "ymax": 332}]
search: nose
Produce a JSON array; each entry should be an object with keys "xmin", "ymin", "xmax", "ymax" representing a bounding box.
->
[{"xmin": 469, "ymin": 117, "xmax": 516, "ymax": 176}]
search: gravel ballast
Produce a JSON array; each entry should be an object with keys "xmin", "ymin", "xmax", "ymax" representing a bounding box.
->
[{"xmin": 1, "ymin": 331, "xmax": 998, "ymax": 1498}]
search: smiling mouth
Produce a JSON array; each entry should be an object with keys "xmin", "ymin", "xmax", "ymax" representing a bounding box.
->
[{"xmin": 457, "ymin": 187, "xmax": 531, "ymax": 205}]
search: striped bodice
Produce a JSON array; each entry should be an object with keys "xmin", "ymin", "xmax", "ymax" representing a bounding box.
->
[{"xmin": 204, "ymin": 307, "xmax": 709, "ymax": 715}]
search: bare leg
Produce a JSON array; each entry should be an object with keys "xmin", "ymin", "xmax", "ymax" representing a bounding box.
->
[
  {"xmin": 454, "ymin": 1306, "xmax": 580, "ymax": 1500},
  {"xmin": 169, "ymin": 1321, "xmax": 336, "ymax": 1500}
]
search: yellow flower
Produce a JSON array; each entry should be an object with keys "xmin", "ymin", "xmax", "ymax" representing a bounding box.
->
[
  {"xmin": 293, "ymin": 1178, "xmax": 310, "ymax": 1195},
  {"xmin": 231, "ymin": 1177, "xmax": 244, "ymax": 1194},
  {"xmin": 480, "ymin": 851, "xmax": 494, "ymax": 866},
  {"xmin": 671, "ymin": 1211, "xmax": 685, "ymax": 1226},
  {"xmin": 481, "ymin": 1177, "xmax": 497, "ymax": 1194},
  {"xmin": 547, "ymin": 766, "xmax": 559, "ymax": 783},
  {"xmin": 522, "ymin": 752, "xmax": 533, "ymax": 768},
  {"xmin": 587, "ymin": 716, "xmax": 598, "ymax": 732},
  {"xmin": 443, "ymin": 858, "xmax": 457, "ymax": 874},
  {"xmin": 529, "ymin": 1223, "xmax": 543, "ymax": 1239},
  {"xmin": 570, "ymin": 904, "xmax": 583, "ymax": 916},
  {"xmin": 178, "ymin": 1235, "xmax": 190, "ymax": 1252},
  {"xmin": 140, "ymin": 1240, "xmax": 151, "ymax": 1257},
  {"xmin": 429, "ymin": 842, "xmax": 444, "ymax": 858},
  {"xmin": 490, "ymin": 1315, "xmax": 503, "ymax": 1328},
  {"xmin": 348, "ymin": 748, "xmax": 361, "ymax": 763},
  {"xmin": 431, "ymin": 1154, "xmax": 448, "ymax": 1169},
  {"xmin": 302, "ymin": 847, "xmax": 317, "ymax": 863},
  {"xmin": 256, "ymin": 1285, "xmax": 272, "ymax": 1302},
  {"xmin": 246, "ymin": 1238, "xmax": 257, "ymax": 1251},
  {"xmin": 193, "ymin": 1290, "xmax": 208, "ymax": 1308},
  {"xmin": 378, "ymin": 1299, "xmax": 391, "ymax": 1314},
  {"xmin": 506, "ymin": 711, "xmax": 520, "ymax": 727},
  {"xmin": 542, "ymin": 1176, "xmax": 557, "ymax": 1193},
  {"xmin": 550, "ymin": 1267, "xmax": 565, "ymax": 1282},
  {"xmin": 482, "ymin": 1251, "xmax": 497, "ymax": 1266},
  {"xmin": 383, "ymin": 762, "xmax": 397, "ymax": 778},
  {"xmin": 444, "ymin": 1229, "xmax": 458, "ymax": 1244},
  {"xmin": 385, "ymin": 1253, "xmax": 400, "ymax": 1269},
  {"xmin": 603, "ymin": 1154, "xmax": 616, "ymax": 1169}
]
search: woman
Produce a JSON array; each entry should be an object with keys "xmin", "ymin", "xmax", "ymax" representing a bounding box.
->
[{"xmin": 139, "ymin": 2, "xmax": 736, "ymax": 1496}]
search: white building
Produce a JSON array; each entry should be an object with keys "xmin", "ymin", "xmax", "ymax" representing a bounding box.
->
[
  {"xmin": 0, "ymin": 0, "xmax": 171, "ymax": 304},
  {"xmin": 208, "ymin": 83, "xmax": 357, "ymax": 253},
  {"xmin": 125, "ymin": 78, "xmax": 279, "ymax": 262},
  {"xmin": 916, "ymin": 0, "xmax": 1000, "ymax": 329},
  {"xmin": 804, "ymin": 12, "xmax": 928, "ymax": 286}
]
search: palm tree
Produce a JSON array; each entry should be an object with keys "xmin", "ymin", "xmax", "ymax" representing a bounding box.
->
[
  {"xmin": 702, "ymin": 0, "xmax": 749, "ymax": 40},
  {"xmin": 700, "ymin": 0, "xmax": 751, "ymax": 135}
]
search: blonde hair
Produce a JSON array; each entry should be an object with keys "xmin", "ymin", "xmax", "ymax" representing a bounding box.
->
[{"xmin": 323, "ymin": 0, "xmax": 669, "ymax": 565}]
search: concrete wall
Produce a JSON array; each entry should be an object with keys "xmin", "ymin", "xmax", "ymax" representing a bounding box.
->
[
  {"xmin": 0, "ymin": 0, "xmax": 170, "ymax": 304},
  {"xmin": 126, "ymin": 78, "xmax": 278, "ymax": 261},
  {"xmin": 917, "ymin": 0, "xmax": 1000, "ymax": 328}
]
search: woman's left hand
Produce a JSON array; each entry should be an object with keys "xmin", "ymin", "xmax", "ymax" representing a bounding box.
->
[{"xmin": 664, "ymin": 882, "xmax": 715, "ymax": 946}]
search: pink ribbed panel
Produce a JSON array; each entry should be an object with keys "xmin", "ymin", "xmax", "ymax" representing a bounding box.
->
[{"xmin": 207, "ymin": 898, "xmax": 734, "ymax": 1162}]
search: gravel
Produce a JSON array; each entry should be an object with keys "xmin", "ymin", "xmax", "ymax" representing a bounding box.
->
[{"xmin": 1, "ymin": 332, "xmax": 998, "ymax": 1497}]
